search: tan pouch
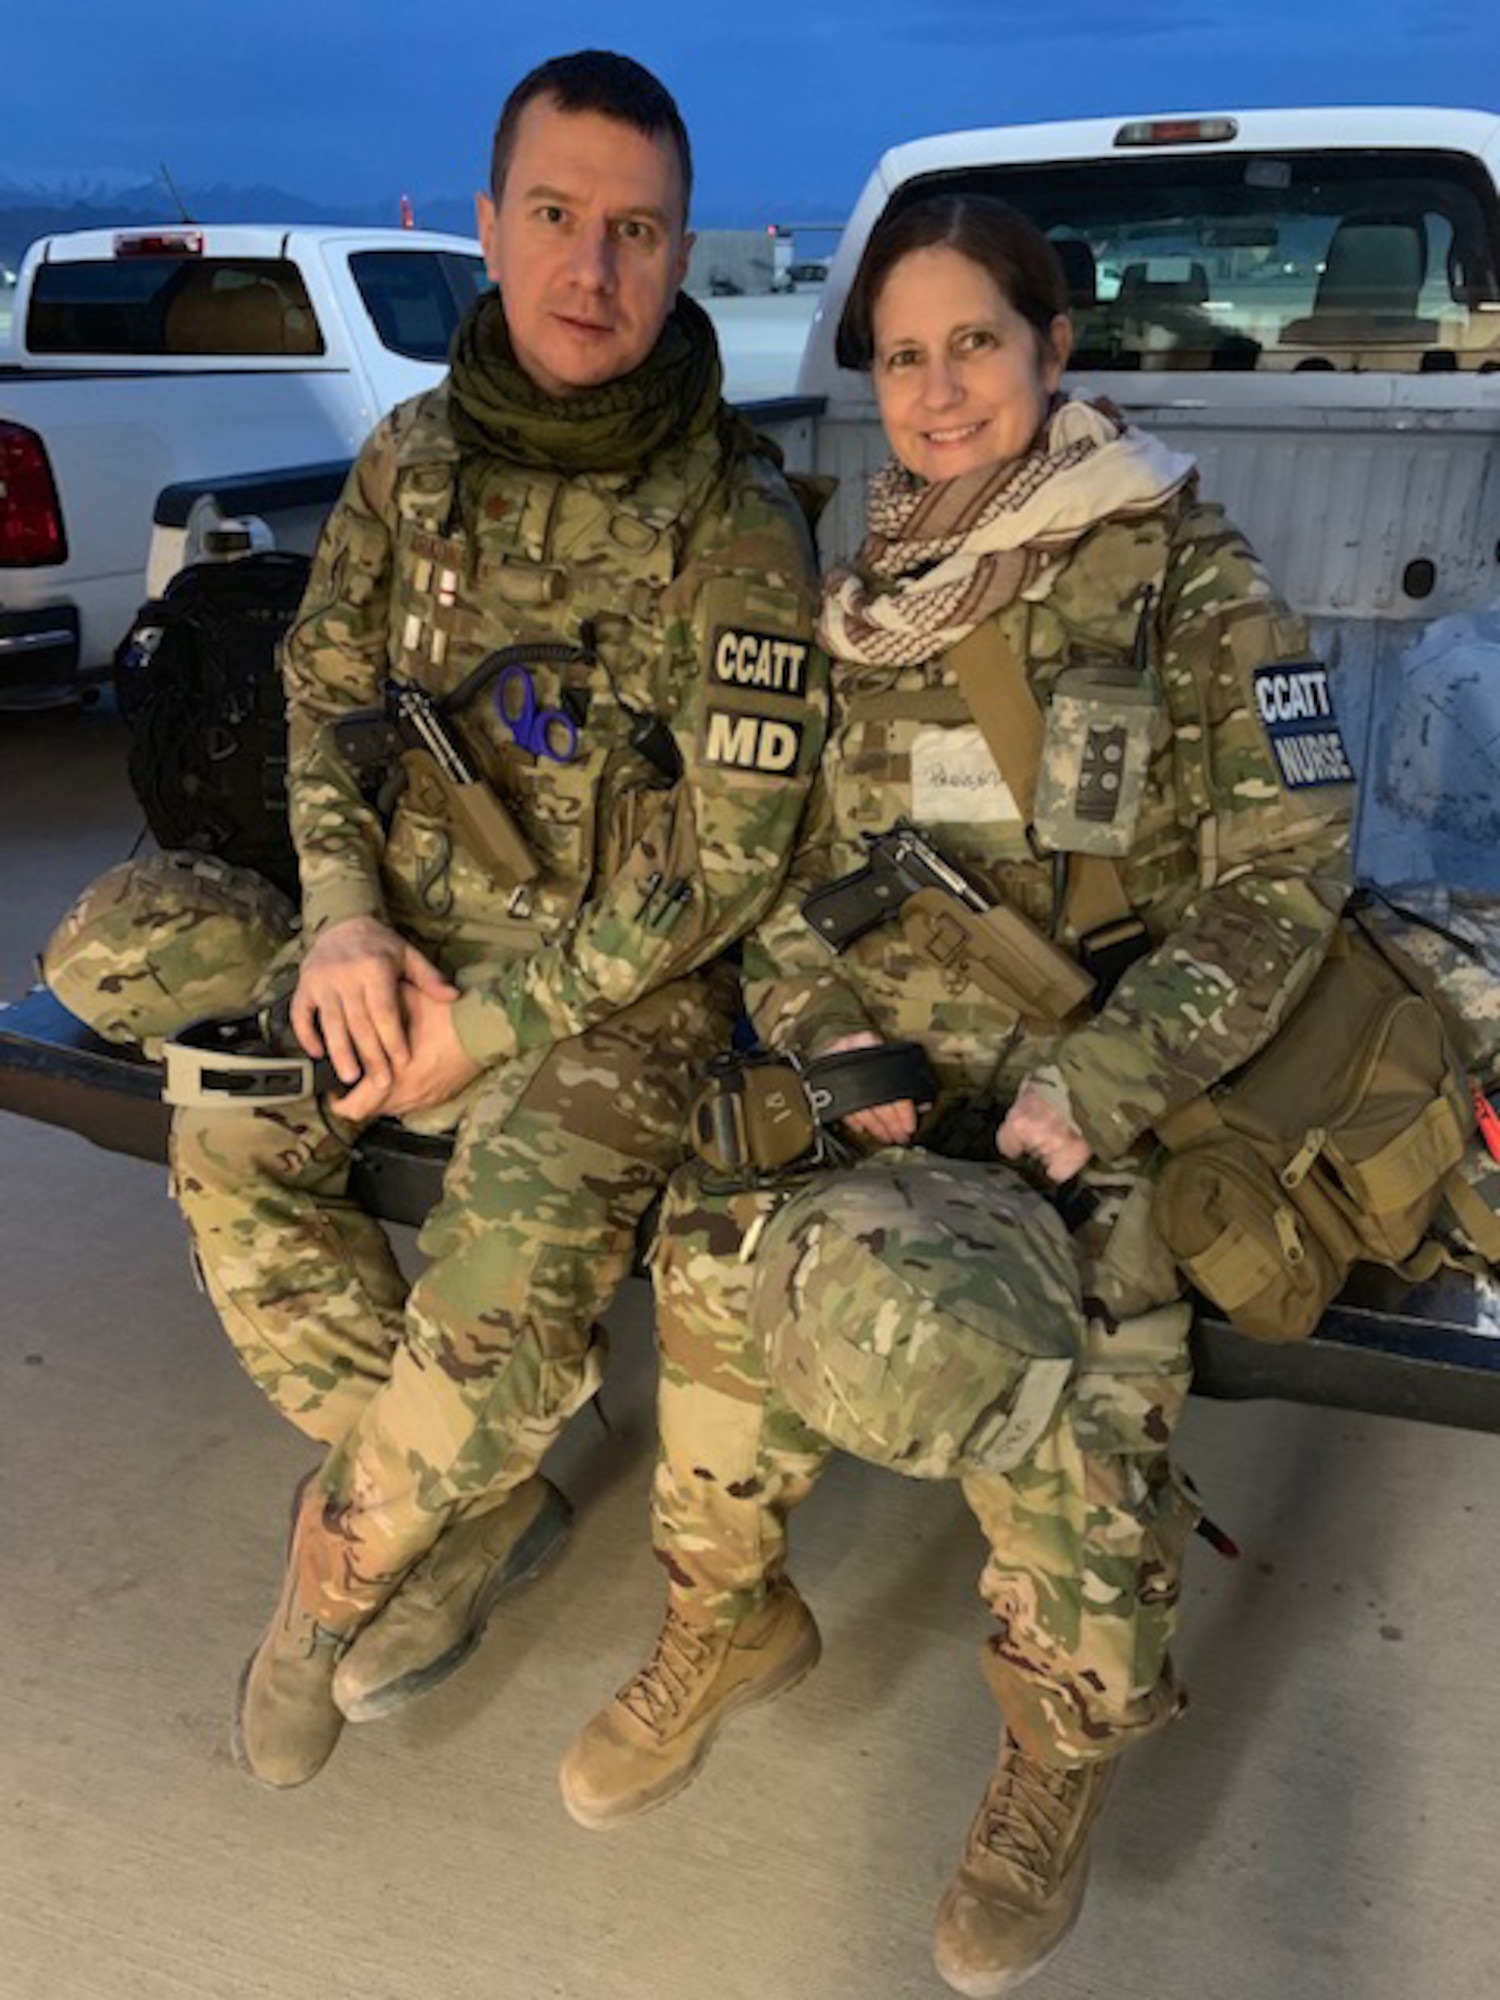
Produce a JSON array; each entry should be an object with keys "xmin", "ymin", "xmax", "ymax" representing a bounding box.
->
[
  {"xmin": 1315, "ymin": 992, "xmax": 1470, "ymax": 1262},
  {"xmin": 1154, "ymin": 1138, "xmax": 1346, "ymax": 1341},
  {"xmin": 1153, "ymin": 926, "xmax": 1473, "ymax": 1340}
]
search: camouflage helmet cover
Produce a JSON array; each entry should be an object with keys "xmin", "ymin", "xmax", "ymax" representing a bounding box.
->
[
  {"xmin": 41, "ymin": 851, "xmax": 297, "ymax": 1054},
  {"xmin": 754, "ymin": 1152, "xmax": 1086, "ymax": 1481}
]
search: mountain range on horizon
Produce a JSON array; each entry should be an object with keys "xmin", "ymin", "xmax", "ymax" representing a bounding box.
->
[
  {"xmin": 0, "ymin": 174, "xmax": 836, "ymax": 270},
  {"xmin": 0, "ymin": 177, "xmax": 476, "ymax": 266}
]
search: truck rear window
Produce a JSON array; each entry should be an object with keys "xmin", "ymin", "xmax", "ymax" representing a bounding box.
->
[
  {"xmin": 349, "ymin": 250, "xmax": 489, "ymax": 362},
  {"xmin": 26, "ymin": 258, "xmax": 325, "ymax": 357},
  {"xmin": 900, "ymin": 149, "xmax": 1500, "ymax": 375}
]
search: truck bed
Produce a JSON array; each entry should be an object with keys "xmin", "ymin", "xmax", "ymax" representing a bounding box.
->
[{"xmin": 5, "ymin": 986, "xmax": 1498, "ymax": 1435}]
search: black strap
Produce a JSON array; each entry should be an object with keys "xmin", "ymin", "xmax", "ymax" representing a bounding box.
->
[{"xmin": 801, "ymin": 1040, "xmax": 936, "ymax": 1123}]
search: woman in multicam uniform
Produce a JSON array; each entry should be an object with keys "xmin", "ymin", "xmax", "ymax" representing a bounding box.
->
[{"xmin": 561, "ymin": 193, "xmax": 1353, "ymax": 1997}]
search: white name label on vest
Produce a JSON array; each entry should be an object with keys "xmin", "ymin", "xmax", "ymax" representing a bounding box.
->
[
  {"xmin": 703, "ymin": 709, "xmax": 805, "ymax": 773},
  {"xmin": 1252, "ymin": 662, "xmax": 1354, "ymax": 789},
  {"xmin": 910, "ymin": 726, "xmax": 1022, "ymax": 825},
  {"xmin": 711, "ymin": 626, "xmax": 810, "ymax": 698}
]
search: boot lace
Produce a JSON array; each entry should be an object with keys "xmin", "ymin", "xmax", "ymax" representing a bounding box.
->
[
  {"xmin": 976, "ymin": 1737, "xmax": 1089, "ymax": 1890},
  {"xmin": 618, "ymin": 1612, "xmax": 719, "ymax": 1734}
]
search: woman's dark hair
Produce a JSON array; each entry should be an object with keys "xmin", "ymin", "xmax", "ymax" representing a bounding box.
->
[
  {"xmin": 490, "ymin": 50, "xmax": 693, "ymax": 219},
  {"xmin": 836, "ymin": 192, "xmax": 1069, "ymax": 371}
]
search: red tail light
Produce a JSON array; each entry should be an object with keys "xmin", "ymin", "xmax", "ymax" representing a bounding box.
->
[{"xmin": 0, "ymin": 420, "xmax": 67, "ymax": 566}]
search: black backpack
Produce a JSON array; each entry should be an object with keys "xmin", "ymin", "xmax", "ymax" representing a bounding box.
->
[{"xmin": 114, "ymin": 551, "xmax": 311, "ymax": 903}]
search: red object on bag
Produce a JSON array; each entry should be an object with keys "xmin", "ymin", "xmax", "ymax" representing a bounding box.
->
[{"xmin": 1472, "ymin": 1083, "xmax": 1500, "ymax": 1163}]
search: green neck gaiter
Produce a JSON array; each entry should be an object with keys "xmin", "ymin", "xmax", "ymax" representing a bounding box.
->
[{"xmin": 447, "ymin": 288, "xmax": 727, "ymax": 501}]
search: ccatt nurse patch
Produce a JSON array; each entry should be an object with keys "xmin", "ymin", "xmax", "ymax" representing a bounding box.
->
[{"xmin": 1252, "ymin": 662, "xmax": 1354, "ymax": 788}]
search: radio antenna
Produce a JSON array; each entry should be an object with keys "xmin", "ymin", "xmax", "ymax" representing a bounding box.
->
[{"xmin": 158, "ymin": 162, "xmax": 194, "ymax": 223}]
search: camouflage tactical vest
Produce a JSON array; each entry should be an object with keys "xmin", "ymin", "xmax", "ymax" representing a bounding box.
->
[
  {"xmin": 819, "ymin": 509, "xmax": 1193, "ymax": 1101},
  {"xmin": 365, "ymin": 388, "xmax": 731, "ymax": 946}
]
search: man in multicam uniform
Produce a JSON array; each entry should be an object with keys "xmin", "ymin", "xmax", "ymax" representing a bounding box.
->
[
  {"xmin": 560, "ymin": 193, "xmax": 1353, "ymax": 1996},
  {"xmin": 121, "ymin": 52, "xmax": 825, "ymax": 1789}
]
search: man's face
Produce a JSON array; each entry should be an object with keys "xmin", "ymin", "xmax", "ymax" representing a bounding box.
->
[{"xmin": 476, "ymin": 96, "xmax": 692, "ymax": 397}]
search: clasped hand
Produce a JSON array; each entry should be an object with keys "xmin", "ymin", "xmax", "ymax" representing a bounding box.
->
[
  {"xmin": 821, "ymin": 1029, "xmax": 923, "ymax": 1147},
  {"xmin": 823, "ymin": 1031, "xmax": 1092, "ymax": 1184},
  {"xmin": 289, "ymin": 915, "xmax": 479, "ymax": 1122},
  {"xmin": 996, "ymin": 1080, "xmax": 1092, "ymax": 1184}
]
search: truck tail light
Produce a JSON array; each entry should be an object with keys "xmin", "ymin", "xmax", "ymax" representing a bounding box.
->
[
  {"xmin": 1115, "ymin": 117, "xmax": 1238, "ymax": 148},
  {"xmin": 0, "ymin": 421, "xmax": 67, "ymax": 566},
  {"xmin": 114, "ymin": 229, "xmax": 203, "ymax": 257}
]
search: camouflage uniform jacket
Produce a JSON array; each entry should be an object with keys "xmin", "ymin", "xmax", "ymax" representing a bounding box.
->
[
  {"xmin": 745, "ymin": 493, "xmax": 1353, "ymax": 1163},
  {"xmin": 282, "ymin": 383, "xmax": 827, "ymax": 1068}
]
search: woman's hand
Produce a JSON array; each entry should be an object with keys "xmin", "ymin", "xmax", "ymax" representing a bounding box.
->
[
  {"xmin": 821, "ymin": 1029, "xmax": 922, "ymax": 1147},
  {"xmin": 290, "ymin": 915, "xmax": 458, "ymax": 1094},
  {"xmin": 997, "ymin": 1077, "xmax": 1092, "ymax": 1183}
]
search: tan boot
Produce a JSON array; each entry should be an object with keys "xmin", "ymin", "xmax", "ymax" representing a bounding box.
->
[
  {"xmin": 231, "ymin": 1495, "xmax": 348, "ymax": 1790},
  {"xmin": 332, "ymin": 1476, "xmax": 572, "ymax": 1723},
  {"xmin": 559, "ymin": 1580, "xmax": 820, "ymax": 1829},
  {"xmin": 932, "ymin": 1730, "xmax": 1119, "ymax": 1997}
]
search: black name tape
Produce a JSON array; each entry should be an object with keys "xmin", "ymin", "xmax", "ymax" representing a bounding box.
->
[
  {"xmin": 709, "ymin": 625, "xmax": 810, "ymax": 700},
  {"xmin": 1252, "ymin": 662, "xmax": 1354, "ymax": 789}
]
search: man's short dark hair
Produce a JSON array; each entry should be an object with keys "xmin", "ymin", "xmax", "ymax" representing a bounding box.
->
[{"xmin": 490, "ymin": 50, "xmax": 693, "ymax": 218}]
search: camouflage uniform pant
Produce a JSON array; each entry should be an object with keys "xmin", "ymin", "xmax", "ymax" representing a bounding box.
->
[
  {"xmin": 172, "ymin": 966, "xmax": 736, "ymax": 1634},
  {"xmin": 651, "ymin": 1162, "xmax": 1199, "ymax": 1766}
]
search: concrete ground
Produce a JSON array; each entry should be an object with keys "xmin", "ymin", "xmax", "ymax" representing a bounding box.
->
[{"xmin": 2, "ymin": 698, "xmax": 1499, "ymax": 2000}]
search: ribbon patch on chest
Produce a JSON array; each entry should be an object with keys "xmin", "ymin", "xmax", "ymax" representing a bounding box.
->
[{"xmin": 1253, "ymin": 662, "xmax": 1354, "ymax": 789}]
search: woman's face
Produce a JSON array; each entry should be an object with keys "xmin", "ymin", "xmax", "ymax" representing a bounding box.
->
[{"xmin": 870, "ymin": 244, "xmax": 1071, "ymax": 484}]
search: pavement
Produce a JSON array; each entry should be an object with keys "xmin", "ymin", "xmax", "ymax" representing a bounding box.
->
[{"xmin": 2, "ymin": 696, "xmax": 1498, "ymax": 2000}]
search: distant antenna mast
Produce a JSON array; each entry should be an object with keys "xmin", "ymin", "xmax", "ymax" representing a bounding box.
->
[
  {"xmin": 158, "ymin": 162, "xmax": 194, "ymax": 223},
  {"xmin": 399, "ymin": 193, "xmax": 416, "ymax": 230}
]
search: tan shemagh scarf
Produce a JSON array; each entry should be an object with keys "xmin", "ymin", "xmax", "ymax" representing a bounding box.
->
[{"xmin": 818, "ymin": 399, "xmax": 1197, "ymax": 667}]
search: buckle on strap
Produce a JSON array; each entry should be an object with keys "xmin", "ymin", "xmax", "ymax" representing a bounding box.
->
[
  {"xmin": 161, "ymin": 1007, "xmax": 330, "ymax": 1111},
  {"xmin": 1077, "ymin": 915, "xmax": 1152, "ymax": 1001}
]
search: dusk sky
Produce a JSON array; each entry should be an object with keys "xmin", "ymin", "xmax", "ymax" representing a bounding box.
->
[{"xmin": 6, "ymin": 0, "xmax": 1498, "ymax": 226}]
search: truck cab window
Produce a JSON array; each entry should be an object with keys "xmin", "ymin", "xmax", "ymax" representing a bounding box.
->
[
  {"xmin": 901, "ymin": 149, "xmax": 1500, "ymax": 374},
  {"xmin": 350, "ymin": 250, "xmax": 489, "ymax": 363},
  {"xmin": 27, "ymin": 259, "xmax": 325, "ymax": 357}
]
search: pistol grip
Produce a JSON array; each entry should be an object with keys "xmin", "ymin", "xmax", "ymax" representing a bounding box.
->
[{"xmin": 802, "ymin": 865, "xmax": 903, "ymax": 950}]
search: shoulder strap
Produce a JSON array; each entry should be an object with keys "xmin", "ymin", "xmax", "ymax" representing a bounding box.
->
[{"xmin": 944, "ymin": 620, "xmax": 1137, "ymax": 940}]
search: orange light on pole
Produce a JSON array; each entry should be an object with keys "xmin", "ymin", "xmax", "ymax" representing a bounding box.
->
[{"xmin": 399, "ymin": 193, "xmax": 415, "ymax": 230}]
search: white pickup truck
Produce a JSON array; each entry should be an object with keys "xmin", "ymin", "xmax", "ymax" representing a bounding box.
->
[
  {"xmin": 0, "ymin": 222, "xmax": 487, "ymax": 707},
  {"xmin": 5, "ymin": 104, "xmax": 1500, "ymax": 1431}
]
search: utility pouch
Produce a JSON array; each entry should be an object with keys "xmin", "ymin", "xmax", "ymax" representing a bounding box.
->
[
  {"xmin": 900, "ymin": 887, "xmax": 1096, "ymax": 1023},
  {"xmin": 1032, "ymin": 669, "xmax": 1162, "ymax": 860},
  {"xmin": 1152, "ymin": 927, "xmax": 1473, "ymax": 1340},
  {"xmin": 1154, "ymin": 1137, "xmax": 1350, "ymax": 1341},
  {"xmin": 402, "ymin": 746, "xmax": 538, "ymax": 890}
]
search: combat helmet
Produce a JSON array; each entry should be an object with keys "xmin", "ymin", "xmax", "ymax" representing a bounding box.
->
[
  {"xmin": 753, "ymin": 1152, "xmax": 1086, "ymax": 1481},
  {"xmin": 41, "ymin": 851, "xmax": 298, "ymax": 1055}
]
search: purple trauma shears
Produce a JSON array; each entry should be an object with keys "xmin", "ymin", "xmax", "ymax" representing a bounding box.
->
[{"xmin": 493, "ymin": 661, "xmax": 580, "ymax": 763}]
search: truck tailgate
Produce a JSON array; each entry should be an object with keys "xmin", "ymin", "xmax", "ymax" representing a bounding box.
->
[{"xmin": 5, "ymin": 986, "xmax": 1499, "ymax": 1434}]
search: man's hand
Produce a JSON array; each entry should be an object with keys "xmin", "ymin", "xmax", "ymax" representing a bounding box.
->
[
  {"xmin": 821, "ymin": 1029, "xmax": 923, "ymax": 1147},
  {"xmin": 997, "ymin": 1078, "xmax": 1092, "ymax": 1184},
  {"xmin": 291, "ymin": 915, "xmax": 458, "ymax": 1094},
  {"xmin": 331, "ymin": 977, "xmax": 480, "ymax": 1123}
]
